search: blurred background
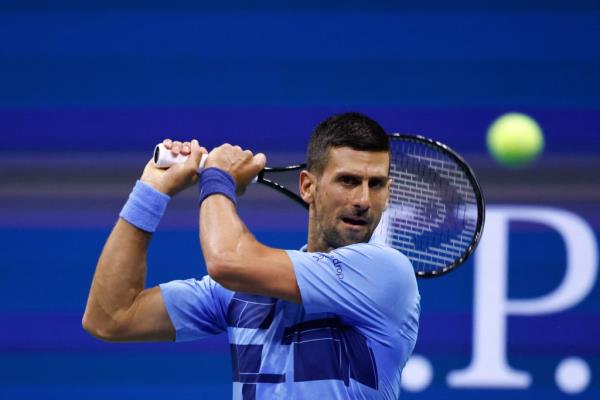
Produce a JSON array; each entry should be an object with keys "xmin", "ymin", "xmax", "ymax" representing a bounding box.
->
[{"xmin": 0, "ymin": 0, "xmax": 599, "ymax": 399}]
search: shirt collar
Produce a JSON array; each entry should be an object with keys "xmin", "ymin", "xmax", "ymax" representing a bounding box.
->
[{"xmin": 299, "ymin": 233, "xmax": 384, "ymax": 252}]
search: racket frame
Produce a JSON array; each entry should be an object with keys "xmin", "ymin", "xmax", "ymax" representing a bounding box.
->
[{"xmin": 388, "ymin": 133, "xmax": 486, "ymax": 278}]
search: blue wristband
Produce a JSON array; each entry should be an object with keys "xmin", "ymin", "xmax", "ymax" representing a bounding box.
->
[
  {"xmin": 119, "ymin": 180, "xmax": 171, "ymax": 232},
  {"xmin": 198, "ymin": 167, "xmax": 237, "ymax": 206}
]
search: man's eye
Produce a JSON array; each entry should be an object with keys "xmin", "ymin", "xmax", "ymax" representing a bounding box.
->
[
  {"xmin": 340, "ymin": 176, "xmax": 359, "ymax": 186},
  {"xmin": 369, "ymin": 179, "xmax": 386, "ymax": 188}
]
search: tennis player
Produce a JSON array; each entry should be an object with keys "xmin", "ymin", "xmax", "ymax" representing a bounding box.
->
[{"xmin": 83, "ymin": 112, "xmax": 420, "ymax": 399}]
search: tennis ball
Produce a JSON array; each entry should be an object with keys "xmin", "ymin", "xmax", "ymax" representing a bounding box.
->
[{"xmin": 486, "ymin": 112, "xmax": 544, "ymax": 168}]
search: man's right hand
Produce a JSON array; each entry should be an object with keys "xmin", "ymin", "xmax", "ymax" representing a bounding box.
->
[{"xmin": 140, "ymin": 139, "xmax": 207, "ymax": 196}]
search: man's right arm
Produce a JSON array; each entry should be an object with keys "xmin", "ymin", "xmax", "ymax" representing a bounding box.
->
[
  {"xmin": 82, "ymin": 219, "xmax": 175, "ymax": 342},
  {"xmin": 83, "ymin": 139, "xmax": 206, "ymax": 342}
]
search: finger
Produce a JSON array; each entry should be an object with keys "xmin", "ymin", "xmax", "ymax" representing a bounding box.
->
[
  {"xmin": 186, "ymin": 139, "xmax": 204, "ymax": 169},
  {"xmin": 242, "ymin": 149, "xmax": 253, "ymax": 160},
  {"xmin": 171, "ymin": 141, "xmax": 182, "ymax": 155},
  {"xmin": 191, "ymin": 139, "xmax": 208, "ymax": 155},
  {"xmin": 163, "ymin": 138, "xmax": 173, "ymax": 149},
  {"xmin": 181, "ymin": 141, "xmax": 191, "ymax": 155},
  {"xmin": 233, "ymin": 145, "xmax": 242, "ymax": 153},
  {"xmin": 253, "ymin": 153, "xmax": 267, "ymax": 170}
]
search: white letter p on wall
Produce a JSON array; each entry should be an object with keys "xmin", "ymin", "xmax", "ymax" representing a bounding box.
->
[{"xmin": 447, "ymin": 206, "xmax": 597, "ymax": 388}]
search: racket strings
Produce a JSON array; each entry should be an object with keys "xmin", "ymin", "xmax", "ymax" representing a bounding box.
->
[{"xmin": 386, "ymin": 139, "xmax": 479, "ymax": 275}]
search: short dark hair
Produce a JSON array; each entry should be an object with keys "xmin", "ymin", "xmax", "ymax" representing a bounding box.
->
[{"xmin": 307, "ymin": 112, "xmax": 389, "ymax": 174}]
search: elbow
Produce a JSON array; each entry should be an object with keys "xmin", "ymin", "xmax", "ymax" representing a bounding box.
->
[
  {"xmin": 202, "ymin": 230, "xmax": 258, "ymax": 287},
  {"xmin": 205, "ymin": 252, "xmax": 241, "ymax": 289},
  {"xmin": 81, "ymin": 311, "xmax": 123, "ymax": 342},
  {"xmin": 81, "ymin": 316, "xmax": 102, "ymax": 339}
]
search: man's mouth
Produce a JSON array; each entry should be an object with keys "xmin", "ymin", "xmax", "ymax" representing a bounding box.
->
[{"xmin": 341, "ymin": 217, "xmax": 368, "ymax": 227}]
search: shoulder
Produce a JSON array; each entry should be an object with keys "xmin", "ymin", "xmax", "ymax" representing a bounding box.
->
[
  {"xmin": 288, "ymin": 241, "xmax": 415, "ymax": 289},
  {"xmin": 341, "ymin": 242, "xmax": 420, "ymax": 325},
  {"xmin": 334, "ymin": 242, "xmax": 413, "ymax": 277},
  {"xmin": 335, "ymin": 242, "xmax": 419, "ymax": 304}
]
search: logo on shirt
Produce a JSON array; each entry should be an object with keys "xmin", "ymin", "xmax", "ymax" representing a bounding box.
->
[
  {"xmin": 312, "ymin": 253, "xmax": 326, "ymax": 263},
  {"xmin": 332, "ymin": 257, "xmax": 344, "ymax": 280},
  {"xmin": 312, "ymin": 253, "xmax": 344, "ymax": 280}
]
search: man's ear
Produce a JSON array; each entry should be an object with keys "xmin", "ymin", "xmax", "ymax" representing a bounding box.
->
[
  {"xmin": 384, "ymin": 177, "xmax": 392, "ymax": 209},
  {"xmin": 299, "ymin": 170, "xmax": 316, "ymax": 204}
]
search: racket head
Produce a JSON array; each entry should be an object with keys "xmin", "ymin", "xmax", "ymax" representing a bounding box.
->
[{"xmin": 377, "ymin": 134, "xmax": 485, "ymax": 278}]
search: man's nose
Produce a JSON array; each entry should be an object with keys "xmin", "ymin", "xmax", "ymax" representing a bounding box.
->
[{"xmin": 353, "ymin": 182, "xmax": 371, "ymax": 211}]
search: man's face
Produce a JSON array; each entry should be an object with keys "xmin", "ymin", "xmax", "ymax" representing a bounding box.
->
[{"xmin": 310, "ymin": 147, "xmax": 390, "ymax": 250}]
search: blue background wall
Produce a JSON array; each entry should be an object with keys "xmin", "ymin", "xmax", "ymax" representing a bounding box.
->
[{"xmin": 1, "ymin": 1, "xmax": 599, "ymax": 398}]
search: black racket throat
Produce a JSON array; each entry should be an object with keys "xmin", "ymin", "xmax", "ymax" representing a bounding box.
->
[{"xmin": 257, "ymin": 164, "xmax": 308, "ymax": 209}]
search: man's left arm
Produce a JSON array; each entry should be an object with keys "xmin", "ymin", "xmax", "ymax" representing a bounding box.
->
[{"xmin": 198, "ymin": 144, "xmax": 301, "ymax": 303}]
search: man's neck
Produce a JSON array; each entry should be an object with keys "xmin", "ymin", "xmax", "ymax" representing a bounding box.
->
[
  {"xmin": 306, "ymin": 224, "xmax": 329, "ymax": 253},
  {"xmin": 306, "ymin": 210, "xmax": 331, "ymax": 252}
]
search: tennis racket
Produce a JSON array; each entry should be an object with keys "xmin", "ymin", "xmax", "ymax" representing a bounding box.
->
[{"xmin": 153, "ymin": 134, "xmax": 485, "ymax": 278}]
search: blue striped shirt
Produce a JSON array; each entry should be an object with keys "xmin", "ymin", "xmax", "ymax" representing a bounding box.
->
[{"xmin": 160, "ymin": 237, "xmax": 420, "ymax": 399}]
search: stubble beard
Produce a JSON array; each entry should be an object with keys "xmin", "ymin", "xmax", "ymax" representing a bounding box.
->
[
  {"xmin": 319, "ymin": 215, "xmax": 376, "ymax": 251},
  {"xmin": 311, "ymin": 184, "xmax": 377, "ymax": 251}
]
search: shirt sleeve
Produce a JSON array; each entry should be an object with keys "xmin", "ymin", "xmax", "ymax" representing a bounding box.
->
[
  {"xmin": 159, "ymin": 275, "xmax": 232, "ymax": 342},
  {"xmin": 287, "ymin": 243, "xmax": 420, "ymax": 341}
]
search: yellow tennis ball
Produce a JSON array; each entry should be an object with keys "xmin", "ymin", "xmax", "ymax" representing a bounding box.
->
[{"xmin": 487, "ymin": 112, "xmax": 544, "ymax": 168}]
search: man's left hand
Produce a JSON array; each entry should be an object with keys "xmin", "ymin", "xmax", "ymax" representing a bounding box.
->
[{"xmin": 204, "ymin": 143, "xmax": 266, "ymax": 195}]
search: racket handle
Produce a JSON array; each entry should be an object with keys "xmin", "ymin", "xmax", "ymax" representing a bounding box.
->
[
  {"xmin": 152, "ymin": 143, "xmax": 258, "ymax": 183},
  {"xmin": 153, "ymin": 143, "xmax": 208, "ymax": 169}
]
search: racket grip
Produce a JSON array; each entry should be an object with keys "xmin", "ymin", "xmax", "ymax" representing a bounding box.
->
[
  {"xmin": 152, "ymin": 143, "xmax": 258, "ymax": 183},
  {"xmin": 153, "ymin": 143, "xmax": 208, "ymax": 169}
]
